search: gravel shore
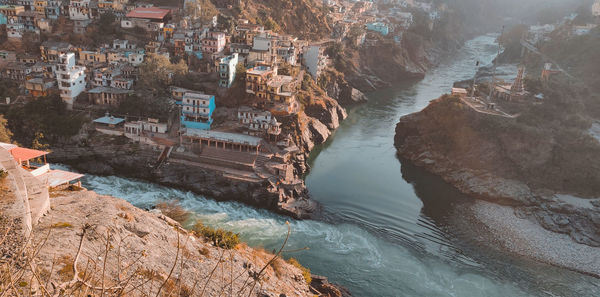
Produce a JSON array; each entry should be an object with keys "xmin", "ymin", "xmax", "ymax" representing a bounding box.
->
[{"xmin": 469, "ymin": 201, "xmax": 600, "ymax": 277}]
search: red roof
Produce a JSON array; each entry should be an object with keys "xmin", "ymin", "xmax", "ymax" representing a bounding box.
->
[
  {"xmin": 126, "ymin": 7, "xmax": 170, "ymax": 20},
  {"xmin": 10, "ymin": 147, "xmax": 49, "ymax": 162}
]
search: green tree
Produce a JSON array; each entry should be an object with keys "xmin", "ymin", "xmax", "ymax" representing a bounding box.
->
[
  {"xmin": 138, "ymin": 53, "xmax": 189, "ymax": 91},
  {"xmin": 0, "ymin": 115, "xmax": 13, "ymax": 143},
  {"xmin": 31, "ymin": 131, "xmax": 49, "ymax": 151}
]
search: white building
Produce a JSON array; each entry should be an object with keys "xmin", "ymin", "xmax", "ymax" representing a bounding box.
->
[
  {"xmin": 56, "ymin": 52, "xmax": 86, "ymax": 109},
  {"xmin": 303, "ymin": 45, "xmax": 328, "ymax": 79},
  {"xmin": 218, "ymin": 53, "xmax": 239, "ymax": 88},
  {"xmin": 593, "ymin": 0, "xmax": 600, "ymax": 17},
  {"xmin": 124, "ymin": 118, "xmax": 168, "ymax": 143},
  {"xmin": 237, "ymin": 106, "xmax": 281, "ymax": 137},
  {"xmin": 68, "ymin": 0, "xmax": 90, "ymax": 20},
  {"xmin": 253, "ymin": 35, "xmax": 273, "ymax": 52}
]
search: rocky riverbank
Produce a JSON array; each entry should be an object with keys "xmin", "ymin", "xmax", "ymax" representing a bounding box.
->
[
  {"xmin": 1, "ymin": 184, "xmax": 317, "ymax": 296},
  {"xmin": 49, "ymin": 95, "xmax": 347, "ymax": 220},
  {"xmin": 394, "ymin": 94, "xmax": 600, "ymax": 276}
]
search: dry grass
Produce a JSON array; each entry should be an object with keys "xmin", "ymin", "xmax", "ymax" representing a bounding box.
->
[
  {"xmin": 288, "ymin": 258, "xmax": 311, "ymax": 285},
  {"xmin": 156, "ymin": 201, "xmax": 191, "ymax": 224},
  {"xmin": 270, "ymin": 258, "xmax": 286, "ymax": 277},
  {"xmin": 56, "ymin": 255, "xmax": 74, "ymax": 282},
  {"xmin": 50, "ymin": 222, "xmax": 73, "ymax": 228}
]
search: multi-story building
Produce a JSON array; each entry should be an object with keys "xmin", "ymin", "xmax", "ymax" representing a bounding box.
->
[
  {"xmin": 40, "ymin": 41, "xmax": 72, "ymax": 63},
  {"xmin": 0, "ymin": 62, "xmax": 32, "ymax": 80},
  {"xmin": 594, "ymin": 0, "xmax": 600, "ymax": 17},
  {"xmin": 33, "ymin": 0, "xmax": 46, "ymax": 17},
  {"xmin": 68, "ymin": 0, "xmax": 90, "ymax": 20},
  {"xmin": 17, "ymin": 10, "xmax": 38, "ymax": 32},
  {"xmin": 87, "ymin": 86, "xmax": 133, "ymax": 106},
  {"xmin": 218, "ymin": 53, "xmax": 238, "ymax": 88},
  {"xmin": 25, "ymin": 78, "xmax": 54, "ymax": 97},
  {"xmin": 245, "ymin": 64, "xmax": 298, "ymax": 115},
  {"xmin": 0, "ymin": 50, "xmax": 17, "ymax": 65},
  {"xmin": 237, "ymin": 106, "xmax": 282, "ymax": 139},
  {"xmin": 201, "ymin": 31, "xmax": 226, "ymax": 56},
  {"xmin": 234, "ymin": 22, "xmax": 264, "ymax": 45},
  {"xmin": 180, "ymin": 91, "xmax": 216, "ymax": 130},
  {"xmin": 0, "ymin": 5, "xmax": 25, "ymax": 23},
  {"xmin": 302, "ymin": 45, "xmax": 328, "ymax": 79},
  {"xmin": 120, "ymin": 7, "xmax": 171, "ymax": 31},
  {"xmin": 245, "ymin": 64, "xmax": 276, "ymax": 99},
  {"xmin": 56, "ymin": 52, "xmax": 86, "ymax": 108}
]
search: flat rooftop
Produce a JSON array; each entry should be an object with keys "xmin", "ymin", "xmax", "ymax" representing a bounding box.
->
[
  {"xmin": 184, "ymin": 129, "xmax": 262, "ymax": 146},
  {"xmin": 93, "ymin": 115, "xmax": 125, "ymax": 125},
  {"xmin": 126, "ymin": 7, "xmax": 170, "ymax": 20}
]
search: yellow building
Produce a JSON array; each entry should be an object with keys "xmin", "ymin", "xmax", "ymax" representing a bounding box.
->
[
  {"xmin": 79, "ymin": 50, "xmax": 107, "ymax": 64},
  {"xmin": 34, "ymin": 0, "xmax": 47, "ymax": 16},
  {"xmin": 25, "ymin": 78, "xmax": 55, "ymax": 97}
]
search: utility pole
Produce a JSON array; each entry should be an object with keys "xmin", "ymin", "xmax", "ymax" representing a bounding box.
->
[{"xmin": 487, "ymin": 26, "xmax": 505, "ymax": 106}]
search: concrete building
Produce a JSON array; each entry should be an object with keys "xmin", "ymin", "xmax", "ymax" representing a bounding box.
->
[
  {"xmin": 202, "ymin": 31, "xmax": 226, "ymax": 56},
  {"xmin": 594, "ymin": 0, "xmax": 600, "ymax": 17},
  {"xmin": 121, "ymin": 7, "xmax": 171, "ymax": 31},
  {"xmin": 87, "ymin": 86, "xmax": 133, "ymax": 106},
  {"xmin": 0, "ymin": 50, "xmax": 17, "ymax": 65},
  {"xmin": 25, "ymin": 78, "xmax": 54, "ymax": 97},
  {"xmin": 55, "ymin": 52, "xmax": 86, "ymax": 108},
  {"xmin": 40, "ymin": 41, "xmax": 72, "ymax": 63},
  {"xmin": 303, "ymin": 45, "xmax": 327, "ymax": 79},
  {"xmin": 366, "ymin": 22, "xmax": 389, "ymax": 35},
  {"xmin": 68, "ymin": 0, "xmax": 90, "ymax": 20},
  {"xmin": 237, "ymin": 106, "xmax": 282, "ymax": 139},
  {"xmin": 180, "ymin": 91, "xmax": 216, "ymax": 130},
  {"xmin": 218, "ymin": 53, "xmax": 239, "ymax": 88}
]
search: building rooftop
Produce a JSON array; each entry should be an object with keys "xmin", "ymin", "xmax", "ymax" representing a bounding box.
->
[
  {"xmin": 184, "ymin": 129, "xmax": 262, "ymax": 146},
  {"xmin": 38, "ymin": 169, "xmax": 84, "ymax": 187},
  {"xmin": 247, "ymin": 65, "xmax": 273, "ymax": 76},
  {"xmin": 126, "ymin": 7, "xmax": 170, "ymax": 20},
  {"xmin": 93, "ymin": 115, "xmax": 125, "ymax": 125},
  {"xmin": 88, "ymin": 86, "xmax": 132, "ymax": 94},
  {"xmin": 183, "ymin": 91, "xmax": 214, "ymax": 100}
]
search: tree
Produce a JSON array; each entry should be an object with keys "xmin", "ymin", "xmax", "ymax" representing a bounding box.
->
[
  {"xmin": 31, "ymin": 131, "xmax": 49, "ymax": 151},
  {"xmin": 235, "ymin": 62, "xmax": 246, "ymax": 81},
  {"xmin": 138, "ymin": 53, "xmax": 189, "ymax": 92},
  {"xmin": 0, "ymin": 115, "xmax": 13, "ymax": 143}
]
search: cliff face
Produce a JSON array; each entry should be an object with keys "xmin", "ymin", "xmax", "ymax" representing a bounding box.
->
[
  {"xmin": 12, "ymin": 189, "xmax": 313, "ymax": 296},
  {"xmin": 227, "ymin": 0, "xmax": 332, "ymax": 40},
  {"xmin": 394, "ymin": 95, "xmax": 600, "ymax": 247}
]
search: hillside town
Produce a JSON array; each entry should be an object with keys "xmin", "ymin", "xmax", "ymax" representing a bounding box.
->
[{"xmin": 0, "ymin": 0, "xmax": 447, "ymax": 205}]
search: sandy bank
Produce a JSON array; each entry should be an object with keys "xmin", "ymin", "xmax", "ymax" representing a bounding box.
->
[{"xmin": 469, "ymin": 201, "xmax": 600, "ymax": 277}]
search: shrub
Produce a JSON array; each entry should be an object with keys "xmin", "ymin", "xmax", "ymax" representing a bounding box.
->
[
  {"xmin": 156, "ymin": 201, "xmax": 191, "ymax": 224},
  {"xmin": 288, "ymin": 258, "xmax": 311, "ymax": 285},
  {"xmin": 199, "ymin": 247, "xmax": 210, "ymax": 256},
  {"xmin": 192, "ymin": 220, "xmax": 240, "ymax": 249},
  {"xmin": 0, "ymin": 169, "xmax": 7, "ymax": 180}
]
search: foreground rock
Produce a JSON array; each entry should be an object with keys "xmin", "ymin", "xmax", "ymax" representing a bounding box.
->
[
  {"xmin": 11, "ymin": 189, "xmax": 313, "ymax": 296},
  {"xmin": 394, "ymin": 95, "xmax": 600, "ymax": 272}
]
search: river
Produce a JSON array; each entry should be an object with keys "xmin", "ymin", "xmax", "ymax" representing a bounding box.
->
[{"xmin": 72, "ymin": 35, "xmax": 600, "ymax": 296}]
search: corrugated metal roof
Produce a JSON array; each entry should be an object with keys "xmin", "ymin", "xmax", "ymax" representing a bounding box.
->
[{"xmin": 126, "ymin": 7, "xmax": 170, "ymax": 20}]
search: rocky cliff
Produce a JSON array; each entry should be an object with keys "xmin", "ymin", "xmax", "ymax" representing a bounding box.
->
[
  {"xmin": 1, "ymin": 186, "xmax": 316, "ymax": 296},
  {"xmin": 394, "ymin": 95, "xmax": 600, "ymax": 247}
]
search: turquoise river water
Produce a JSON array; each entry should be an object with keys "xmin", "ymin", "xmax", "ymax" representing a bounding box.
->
[{"xmin": 68, "ymin": 35, "xmax": 600, "ymax": 296}]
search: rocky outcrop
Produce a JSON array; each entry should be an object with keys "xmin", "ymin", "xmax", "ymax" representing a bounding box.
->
[
  {"xmin": 8, "ymin": 188, "xmax": 313, "ymax": 296},
  {"xmin": 394, "ymin": 95, "xmax": 600, "ymax": 247},
  {"xmin": 322, "ymin": 71, "xmax": 368, "ymax": 106},
  {"xmin": 49, "ymin": 136, "xmax": 317, "ymax": 219}
]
